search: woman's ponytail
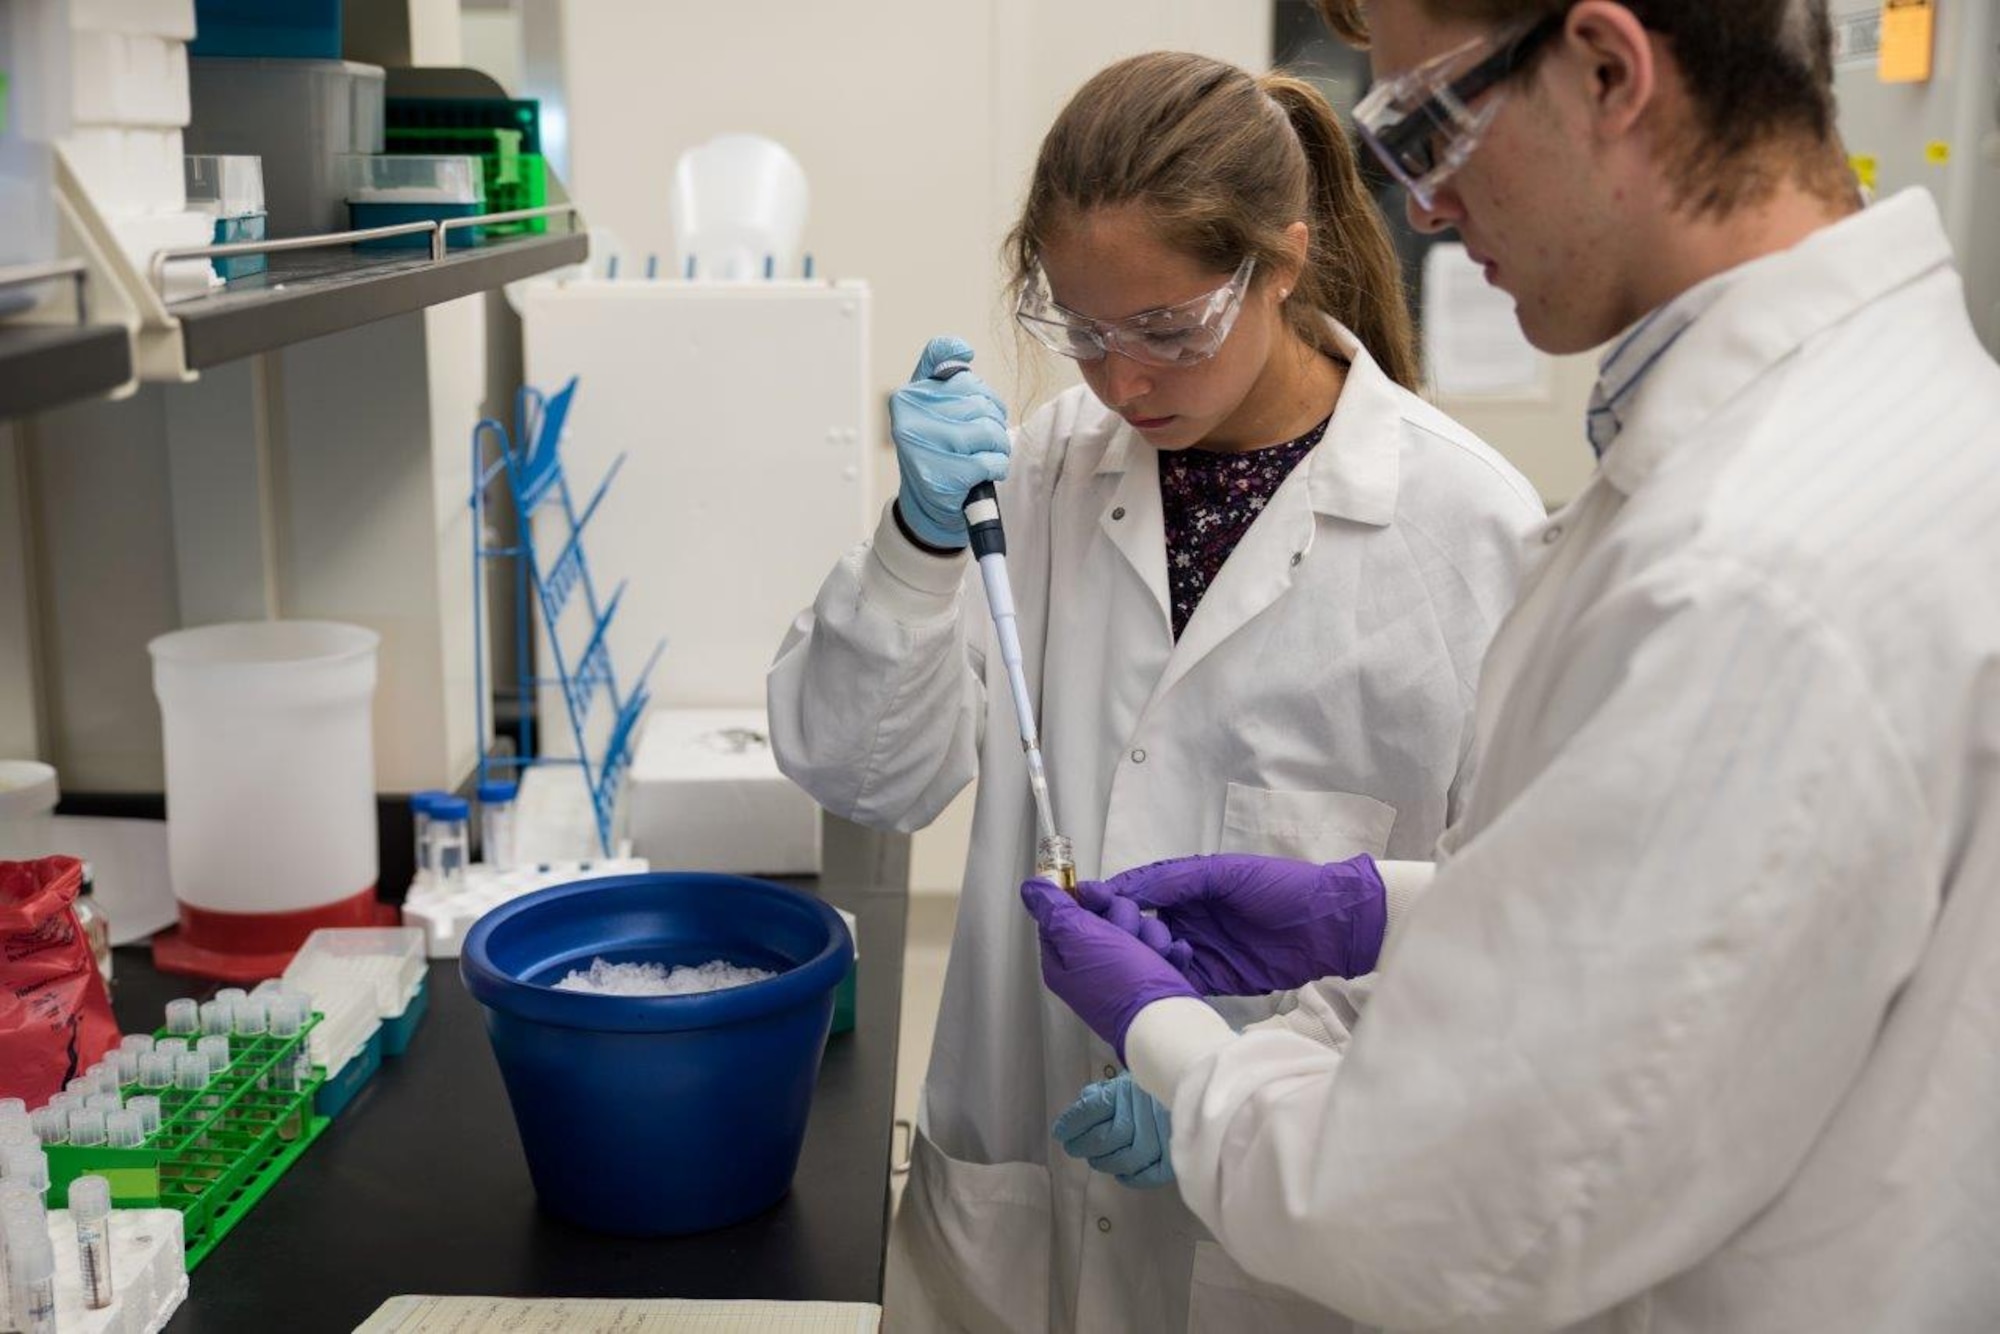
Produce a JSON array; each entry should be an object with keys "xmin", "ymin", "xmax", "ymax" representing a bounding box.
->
[{"xmin": 1261, "ymin": 74, "xmax": 1422, "ymax": 390}]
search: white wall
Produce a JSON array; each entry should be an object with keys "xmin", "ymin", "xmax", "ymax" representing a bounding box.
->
[{"xmin": 544, "ymin": 0, "xmax": 1271, "ymax": 891}]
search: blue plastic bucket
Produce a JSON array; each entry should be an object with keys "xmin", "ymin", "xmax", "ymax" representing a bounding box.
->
[{"xmin": 460, "ymin": 873, "xmax": 854, "ymax": 1235}]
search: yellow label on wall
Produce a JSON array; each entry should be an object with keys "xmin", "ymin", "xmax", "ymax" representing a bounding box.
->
[
  {"xmin": 1851, "ymin": 154, "xmax": 1880, "ymax": 193},
  {"xmin": 1880, "ymin": 0, "xmax": 1936, "ymax": 84},
  {"xmin": 1925, "ymin": 140, "xmax": 1952, "ymax": 166}
]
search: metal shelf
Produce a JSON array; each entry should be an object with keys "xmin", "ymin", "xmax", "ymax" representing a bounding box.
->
[
  {"xmin": 0, "ymin": 322, "xmax": 133, "ymax": 419},
  {"xmin": 167, "ymin": 224, "xmax": 586, "ymax": 369},
  {"xmin": 0, "ymin": 259, "xmax": 135, "ymax": 418}
]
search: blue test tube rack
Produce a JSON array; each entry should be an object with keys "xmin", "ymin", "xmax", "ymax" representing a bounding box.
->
[{"xmin": 469, "ymin": 378, "xmax": 664, "ymax": 857}]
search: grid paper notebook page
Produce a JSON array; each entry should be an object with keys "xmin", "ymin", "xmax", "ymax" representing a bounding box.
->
[{"xmin": 356, "ymin": 1296, "xmax": 883, "ymax": 1333}]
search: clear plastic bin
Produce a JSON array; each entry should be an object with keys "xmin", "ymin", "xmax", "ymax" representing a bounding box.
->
[
  {"xmin": 284, "ymin": 927, "xmax": 427, "ymax": 1021},
  {"xmin": 341, "ymin": 154, "xmax": 482, "ymax": 204},
  {"xmin": 184, "ymin": 154, "xmax": 264, "ymax": 217}
]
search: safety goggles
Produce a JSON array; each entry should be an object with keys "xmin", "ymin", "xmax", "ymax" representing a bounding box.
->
[
  {"xmin": 1015, "ymin": 257, "xmax": 1257, "ymax": 368},
  {"xmin": 1353, "ymin": 13, "xmax": 1564, "ymax": 211}
]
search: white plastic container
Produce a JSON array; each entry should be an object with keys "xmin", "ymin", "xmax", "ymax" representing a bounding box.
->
[
  {"xmin": 59, "ymin": 125, "xmax": 185, "ymax": 213},
  {"xmin": 0, "ymin": 761, "xmax": 59, "ymax": 861},
  {"xmin": 669, "ymin": 133, "xmax": 809, "ymax": 281},
  {"xmin": 0, "ymin": 137, "xmax": 57, "ymax": 315},
  {"xmin": 148, "ymin": 621, "xmax": 380, "ymax": 919}
]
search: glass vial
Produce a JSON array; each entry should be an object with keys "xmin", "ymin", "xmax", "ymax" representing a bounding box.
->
[
  {"xmin": 73, "ymin": 861, "xmax": 112, "ymax": 988},
  {"xmin": 431, "ymin": 796, "xmax": 471, "ymax": 895},
  {"xmin": 1035, "ymin": 834, "xmax": 1078, "ymax": 897}
]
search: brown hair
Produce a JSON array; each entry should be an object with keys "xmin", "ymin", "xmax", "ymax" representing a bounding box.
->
[
  {"xmin": 1005, "ymin": 51, "xmax": 1421, "ymax": 391},
  {"xmin": 1315, "ymin": 0, "xmax": 1852, "ymax": 215}
]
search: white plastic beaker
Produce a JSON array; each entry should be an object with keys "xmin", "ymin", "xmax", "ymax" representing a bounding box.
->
[
  {"xmin": 0, "ymin": 760, "xmax": 59, "ymax": 860},
  {"xmin": 149, "ymin": 621, "xmax": 380, "ymax": 918},
  {"xmin": 669, "ymin": 133, "xmax": 809, "ymax": 282}
]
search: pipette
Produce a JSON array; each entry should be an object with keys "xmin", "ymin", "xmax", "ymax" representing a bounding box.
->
[{"xmin": 931, "ymin": 359, "xmax": 1070, "ymax": 891}]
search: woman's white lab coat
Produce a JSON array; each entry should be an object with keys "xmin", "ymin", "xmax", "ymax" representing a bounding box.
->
[{"xmin": 768, "ymin": 325, "xmax": 1541, "ymax": 1334}]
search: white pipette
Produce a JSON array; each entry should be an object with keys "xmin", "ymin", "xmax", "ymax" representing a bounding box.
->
[{"xmin": 933, "ymin": 359, "xmax": 1061, "ymax": 853}]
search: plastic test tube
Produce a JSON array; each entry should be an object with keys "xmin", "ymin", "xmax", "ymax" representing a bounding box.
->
[
  {"xmin": 67, "ymin": 1109, "xmax": 106, "ymax": 1147},
  {"xmin": 173, "ymin": 1052, "xmax": 207, "ymax": 1093},
  {"xmin": 27, "ymin": 1108, "xmax": 65, "ymax": 1145},
  {"xmin": 411, "ymin": 790, "xmax": 445, "ymax": 885},
  {"xmin": 0, "ymin": 1144, "xmax": 47, "ymax": 1195},
  {"xmin": 155, "ymin": 1037, "xmax": 189, "ymax": 1059},
  {"xmin": 200, "ymin": 998, "xmax": 232, "ymax": 1035},
  {"xmin": 138, "ymin": 1051, "xmax": 174, "ymax": 1089},
  {"xmin": 89, "ymin": 1064, "xmax": 121, "ymax": 1096},
  {"xmin": 0, "ymin": 1100, "xmax": 24, "ymax": 1129},
  {"xmin": 84, "ymin": 1093, "xmax": 121, "ymax": 1116},
  {"xmin": 106, "ymin": 1109, "xmax": 143, "ymax": 1148},
  {"xmin": 197, "ymin": 1035, "xmax": 231, "ymax": 1078},
  {"xmin": 233, "ymin": 996, "xmax": 268, "ymax": 1036},
  {"xmin": 432, "ymin": 795, "xmax": 471, "ymax": 893},
  {"xmin": 69, "ymin": 1175, "xmax": 113, "ymax": 1309},
  {"xmin": 126, "ymin": 1096, "xmax": 162, "ymax": 1138},
  {"xmin": 6, "ymin": 1228, "xmax": 55, "ymax": 1334},
  {"xmin": 117, "ymin": 1033, "xmax": 154, "ymax": 1083},
  {"xmin": 165, "ymin": 998, "xmax": 199, "ymax": 1036},
  {"xmin": 478, "ymin": 779, "xmax": 519, "ymax": 871}
]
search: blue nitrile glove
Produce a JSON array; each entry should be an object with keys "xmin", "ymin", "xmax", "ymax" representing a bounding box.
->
[
  {"xmin": 1053, "ymin": 1073, "xmax": 1175, "ymax": 1188},
  {"xmin": 1084, "ymin": 853, "xmax": 1388, "ymax": 996},
  {"xmin": 1021, "ymin": 877, "xmax": 1199, "ymax": 1060},
  {"xmin": 890, "ymin": 336, "xmax": 1012, "ymax": 549}
]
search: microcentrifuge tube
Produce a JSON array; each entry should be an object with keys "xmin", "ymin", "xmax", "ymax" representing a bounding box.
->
[
  {"xmin": 0, "ymin": 1144, "xmax": 47, "ymax": 1196},
  {"xmin": 233, "ymin": 996, "xmax": 268, "ymax": 1036},
  {"xmin": 200, "ymin": 999, "xmax": 231, "ymax": 1036},
  {"xmin": 197, "ymin": 1035, "xmax": 231, "ymax": 1079},
  {"xmin": 26, "ymin": 1109, "xmax": 64, "ymax": 1146},
  {"xmin": 67, "ymin": 1109, "xmax": 106, "ymax": 1147},
  {"xmin": 138, "ymin": 1052, "xmax": 174, "ymax": 1090},
  {"xmin": 126, "ymin": 1096, "xmax": 161, "ymax": 1138},
  {"xmin": 105, "ymin": 1110, "xmax": 143, "ymax": 1149},
  {"xmin": 173, "ymin": 1053, "xmax": 207, "ymax": 1093},
  {"xmin": 164, "ymin": 998, "xmax": 199, "ymax": 1036},
  {"xmin": 69, "ymin": 1175, "xmax": 113, "ymax": 1310}
]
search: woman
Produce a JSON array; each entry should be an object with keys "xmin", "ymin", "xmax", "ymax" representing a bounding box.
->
[{"xmin": 769, "ymin": 51, "xmax": 1541, "ymax": 1333}]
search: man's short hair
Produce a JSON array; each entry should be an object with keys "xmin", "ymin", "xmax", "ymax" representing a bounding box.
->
[{"xmin": 1317, "ymin": 1, "xmax": 1848, "ymax": 214}]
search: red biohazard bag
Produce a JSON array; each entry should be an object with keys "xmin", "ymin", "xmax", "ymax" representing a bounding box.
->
[{"xmin": 0, "ymin": 856, "xmax": 120, "ymax": 1106}]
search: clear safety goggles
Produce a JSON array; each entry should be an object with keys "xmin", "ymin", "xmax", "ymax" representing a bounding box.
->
[
  {"xmin": 1352, "ymin": 13, "xmax": 1564, "ymax": 211},
  {"xmin": 1015, "ymin": 257, "xmax": 1257, "ymax": 369}
]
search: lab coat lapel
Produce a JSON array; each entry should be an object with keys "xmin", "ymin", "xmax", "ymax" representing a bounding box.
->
[
  {"xmin": 1096, "ymin": 430, "xmax": 1172, "ymax": 633},
  {"xmin": 1144, "ymin": 473, "xmax": 1314, "ymax": 708},
  {"xmin": 1143, "ymin": 331, "xmax": 1402, "ymax": 709}
]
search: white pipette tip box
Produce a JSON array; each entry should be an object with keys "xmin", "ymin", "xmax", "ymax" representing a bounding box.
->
[{"xmin": 402, "ymin": 858, "xmax": 650, "ymax": 959}]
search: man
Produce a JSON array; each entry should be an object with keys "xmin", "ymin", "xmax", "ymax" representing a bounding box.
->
[{"xmin": 1021, "ymin": 2, "xmax": 2000, "ymax": 1330}]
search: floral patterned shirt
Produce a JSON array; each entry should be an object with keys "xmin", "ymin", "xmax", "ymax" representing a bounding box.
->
[{"xmin": 1157, "ymin": 415, "xmax": 1331, "ymax": 640}]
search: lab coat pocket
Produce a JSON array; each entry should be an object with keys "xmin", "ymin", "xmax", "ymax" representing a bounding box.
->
[
  {"xmin": 884, "ymin": 1129, "xmax": 1052, "ymax": 1334},
  {"xmin": 1219, "ymin": 784, "xmax": 1397, "ymax": 862},
  {"xmin": 1187, "ymin": 1240, "xmax": 1369, "ymax": 1333}
]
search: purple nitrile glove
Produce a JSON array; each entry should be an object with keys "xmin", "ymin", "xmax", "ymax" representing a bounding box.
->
[
  {"xmin": 1089, "ymin": 853, "xmax": 1388, "ymax": 995},
  {"xmin": 1021, "ymin": 877, "xmax": 1200, "ymax": 1061}
]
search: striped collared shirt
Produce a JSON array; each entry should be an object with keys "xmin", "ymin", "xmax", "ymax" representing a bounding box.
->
[{"xmin": 1585, "ymin": 271, "xmax": 1740, "ymax": 456}]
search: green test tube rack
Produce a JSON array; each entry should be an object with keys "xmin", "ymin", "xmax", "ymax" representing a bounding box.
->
[{"xmin": 44, "ymin": 1016, "xmax": 331, "ymax": 1269}]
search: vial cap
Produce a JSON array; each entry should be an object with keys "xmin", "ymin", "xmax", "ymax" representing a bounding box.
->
[
  {"xmin": 0, "ymin": 1098, "xmax": 25, "ymax": 1123},
  {"xmin": 432, "ymin": 795, "xmax": 470, "ymax": 821},
  {"xmin": 120, "ymin": 1033, "xmax": 156, "ymax": 1053},
  {"xmin": 165, "ymin": 998, "xmax": 200, "ymax": 1034},
  {"xmin": 68, "ymin": 1174, "xmax": 112, "ymax": 1220},
  {"xmin": 476, "ymin": 779, "xmax": 518, "ymax": 804},
  {"xmin": 174, "ymin": 1052, "xmax": 208, "ymax": 1090}
]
